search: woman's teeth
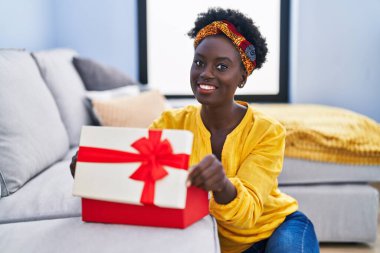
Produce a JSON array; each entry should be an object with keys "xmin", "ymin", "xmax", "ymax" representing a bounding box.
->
[{"xmin": 199, "ymin": 84, "xmax": 215, "ymax": 90}]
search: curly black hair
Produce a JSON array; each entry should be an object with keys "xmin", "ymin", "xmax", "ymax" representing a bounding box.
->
[{"xmin": 188, "ymin": 8, "xmax": 268, "ymax": 70}]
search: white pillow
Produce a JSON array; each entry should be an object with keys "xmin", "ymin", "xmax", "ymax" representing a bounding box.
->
[{"xmin": 85, "ymin": 85, "xmax": 140, "ymax": 100}]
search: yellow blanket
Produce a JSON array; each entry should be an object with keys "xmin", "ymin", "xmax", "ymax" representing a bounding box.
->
[{"xmin": 252, "ymin": 104, "xmax": 380, "ymax": 165}]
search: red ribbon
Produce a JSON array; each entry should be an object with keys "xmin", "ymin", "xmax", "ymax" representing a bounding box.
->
[{"xmin": 77, "ymin": 130, "xmax": 189, "ymax": 205}]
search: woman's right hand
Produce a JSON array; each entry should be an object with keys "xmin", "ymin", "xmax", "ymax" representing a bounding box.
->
[{"xmin": 70, "ymin": 151, "xmax": 78, "ymax": 178}]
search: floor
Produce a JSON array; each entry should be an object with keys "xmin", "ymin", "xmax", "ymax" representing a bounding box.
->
[{"xmin": 320, "ymin": 183, "xmax": 380, "ymax": 253}]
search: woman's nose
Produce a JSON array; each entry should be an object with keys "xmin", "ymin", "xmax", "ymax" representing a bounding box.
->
[{"xmin": 200, "ymin": 65, "xmax": 214, "ymax": 80}]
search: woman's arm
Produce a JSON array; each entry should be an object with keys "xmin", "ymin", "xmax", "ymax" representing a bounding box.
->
[{"xmin": 210, "ymin": 123, "xmax": 286, "ymax": 229}]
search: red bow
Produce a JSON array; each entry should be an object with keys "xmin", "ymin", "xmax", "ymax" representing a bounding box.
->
[{"xmin": 77, "ymin": 130, "xmax": 189, "ymax": 205}]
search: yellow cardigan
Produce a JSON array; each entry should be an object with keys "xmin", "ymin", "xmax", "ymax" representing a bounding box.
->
[{"xmin": 150, "ymin": 102, "xmax": 298, "ymax": 253}]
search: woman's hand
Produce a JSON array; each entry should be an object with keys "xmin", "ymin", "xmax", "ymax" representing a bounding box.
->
[
  {"xmin": 187, "ymin": 154, "xmax": 237, "ymax": 204},
  {"xmin": 70, "ymin": 151, "xmax": 78, "ymax": 178}
]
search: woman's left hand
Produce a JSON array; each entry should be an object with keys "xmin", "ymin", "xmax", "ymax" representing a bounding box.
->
[
  {"xmin": 186, "ymin": 154, "xmax": 228, "ymax": 192},
  {"xmin": 187, "ymin": 154, "xmax": 237, "ymax": 204}
]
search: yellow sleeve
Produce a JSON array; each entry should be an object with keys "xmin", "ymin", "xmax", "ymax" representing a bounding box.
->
[
  {"xmin": 149, "ymin": 113, "xmax": 166, "ymax": 129},
  {"xmin": 149, "ymin": 110, "xmax": 175, "ymax": 129},
  {"xmin": 209, "ymin": 122, "xmax": 286, "ymax": 229}
]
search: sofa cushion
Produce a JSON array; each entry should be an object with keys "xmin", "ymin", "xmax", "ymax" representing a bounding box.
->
[
  {"xmin": 280, "ymin": 184, "xmax": 378, "ymax": 243},
  {"xmin": 279, "ymin": 158, "xmax": 380, "ymax": 185},
  {"xmin": 0, "ymin": 216, "xmax": 219, "ymax": 253},
  {"xmin": 91, "ymin": 90, "xmax": 167, "ymax": 128},
  {"xmin": 73, "ymin": 57, "xmax": 137, "ymax": 91},
  {"xmin": 32, "ymin": 49, "xmax": 92, "ymax": 147},
  {"xmin": 0, "ymin": 158, "xmax": 80, "ymax": 224},
  {"xmin": 0, "ymin": 49, "xmax": 70, "ymax": 196}
]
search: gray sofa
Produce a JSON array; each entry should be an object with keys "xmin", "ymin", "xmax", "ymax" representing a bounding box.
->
[
  {"xmin": 0, "ymin": 49, "xmax": 219, "ymax": 253},
  {"xmin": 0, "ymin": 48, "xmax": 379, "ymax": 252}
]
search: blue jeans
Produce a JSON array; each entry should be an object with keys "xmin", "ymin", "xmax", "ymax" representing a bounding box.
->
[{"xmin": 243, "ymin": 211, "xmax": 319, "ymax": 253}]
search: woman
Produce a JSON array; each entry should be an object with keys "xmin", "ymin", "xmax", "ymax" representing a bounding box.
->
[{"xmin": 71, "ymin": 8, "xmax": 319, "ymax": 253}]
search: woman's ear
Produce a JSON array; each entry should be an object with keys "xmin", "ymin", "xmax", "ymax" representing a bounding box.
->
[
  {"xmin": 240, "ymin": 69, "xmax": 248, "ymax": 86},
  {"xmin": 238, "ymin": 69, "xmax": 248, "ymax": 88}
]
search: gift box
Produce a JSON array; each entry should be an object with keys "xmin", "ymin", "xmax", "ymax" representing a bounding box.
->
[{"xmin": 73, "ymin": 126, "xmax": 209, "ymax": 228}]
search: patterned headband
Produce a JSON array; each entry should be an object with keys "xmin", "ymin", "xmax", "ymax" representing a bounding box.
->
[{"xmin": 194, "ymin": 20, "xmax": 257, "ymax": 75}]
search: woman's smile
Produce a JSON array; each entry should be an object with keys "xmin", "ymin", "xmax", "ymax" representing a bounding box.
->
[{"xmin": 197, "ymin": 82, "xmax": 217, "ymax": 94}]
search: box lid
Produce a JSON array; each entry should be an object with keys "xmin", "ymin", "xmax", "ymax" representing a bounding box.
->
[{"xmin": 73, "ymin": 126, "xmax": 193, "ymax": 209}]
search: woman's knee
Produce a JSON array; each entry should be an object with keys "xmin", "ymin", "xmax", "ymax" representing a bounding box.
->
[{"xmin": 265, "ymin": 211, "xmax": 319, "ymax": 253}]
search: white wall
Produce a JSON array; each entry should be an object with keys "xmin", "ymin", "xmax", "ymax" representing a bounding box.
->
[{"xmin": 290, "ymin": 0, "xmax": 380, "ymax": 122}]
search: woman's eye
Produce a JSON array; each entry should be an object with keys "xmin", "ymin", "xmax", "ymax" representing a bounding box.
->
[
  {"xmin": 216, "ymin": 64, "xmax": 228, "ymax": 71},
  {"xmin": 194, "ymin": 60, "xmax": 203, "ymax": 67}
]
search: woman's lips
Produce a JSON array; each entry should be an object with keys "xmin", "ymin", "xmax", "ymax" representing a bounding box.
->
[{"xmin": 197, "ymin": 83, "xmax": 217, "ymax": 94}]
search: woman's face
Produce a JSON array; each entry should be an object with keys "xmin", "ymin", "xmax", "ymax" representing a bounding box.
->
[{"xmin": 190, "ymin": 35, "xmax": 247, "ymax": 107}]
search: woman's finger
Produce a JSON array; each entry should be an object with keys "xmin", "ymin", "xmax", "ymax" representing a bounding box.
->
[
  {"xmin": 187, "ymin": 154, "xmax": 216, "ymax": 186},
  {"xmin": 189, "ymin": 158, "xmax": 225, "ymax": 190}
]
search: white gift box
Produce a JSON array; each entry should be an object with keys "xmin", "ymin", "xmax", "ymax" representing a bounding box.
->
[{"xmin": 73, "ymin": 126, "xmax": 194, "ymax": 209}]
